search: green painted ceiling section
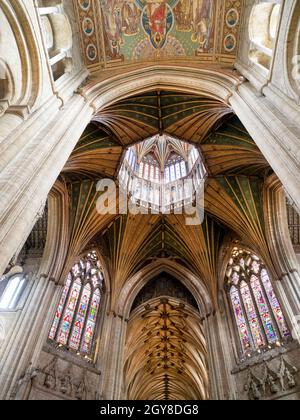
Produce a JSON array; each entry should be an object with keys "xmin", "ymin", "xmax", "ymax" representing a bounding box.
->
[
  {"xmin": 74, "ymin": 123, "xmax": 121, "ymax": 151},
  {"xmin": 216, "ymin": 175, "xmax": 265, "ymax": 232},
  {"xmin": 203, "ymin": 116, "xmax": 256, "ymax": 148},
  {"xmin": 70, "ymin": 180, "xmax": 99, "ymax": 226},
  {"xmin": 97, "ymin": 90, "xmax": 232, "ymax": 144}
]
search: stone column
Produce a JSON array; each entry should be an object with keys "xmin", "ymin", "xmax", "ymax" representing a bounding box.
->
[
  {"xmin": 263, "ymin": 176, "xmax": 300, "ymax": 342},
  {"xmin": 0, "ymin": 94, "xmax": 93, "ymax": 276},
  {"xmin": 99, "ymin": 312, "xmax": 128, "ymax": 400},
  {"xmin": 0, "ymin": 274, "xmax": 61, "ymax": 399},
  {"xmin": 204, "ymin": 311, "xmax": 238, "ymax": 400},
  {"xmin": 230, "ymin": 86, "xmax": 300, "ymax": 213}
]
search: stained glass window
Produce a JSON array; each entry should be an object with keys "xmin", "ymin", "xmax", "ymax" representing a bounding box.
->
[
  {"xmin": 250, "ymin": 276, "xmax": 277, "ymax": 344},
  {"xmin": 57, "ymin": 278, "xmax": 81, "ymax": 346},
  {"xmin": 81, "ymin": 289, "xmax": 101, "ymax": 354},
  {"xmin": 139, "ymin": 162, "xmax": 144, "ymax": 178},
  {"xmin": 230, "ymin": 286, "xmax": 252, "ymax": 352},
  {"xmin": 170, "ymin": 165, "xmax": 176, "ymax": 182},
  {"xmin": 155, "ymin": 167, "xmax": 160, "ymax": 181},
  {"xmin": 49, "ymin": 251, "xmax": 104, "ymax": 357},
  {"xmin": 180, "ymin": 161, "xmax": 187, "ymax": 178},
  {"xmin": 49, "ymin": 276, "xmax": 71, "ymax": 340},
  {"xmin": 261, "ymin": 269, "xmax": 290, "ymax": 338},
  {"xmin": 226, "ymin": 248, "xmax": 290, "ymax": 358},
  {"xmin": 165, "ymin": 166, "xmax": 170, "ymax": 183},
  {"xmin": 240, "ymin": 281, "xmax": 265, "ymax": 349},
  {"xmin": 175, "ymin": 162, "xmax": 181, "ymax": 180},
  {"xmin": 144, "ymin": 163, "xmax": 149, "ymax": 180},
  {"xmin": 69, "ymin": 284, "xmax": 91, "ymax": 350}
]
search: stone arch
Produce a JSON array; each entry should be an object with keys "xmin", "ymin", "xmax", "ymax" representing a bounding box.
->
[
  {"xmin": 83, "ymin": 65, "xmax": 242, "ymax": 114},
  {"xmin": 131, "ymin": 272, "xmax": 199, "ymax": 312},
  {"xmin": 116, "ymin": 259, "xmax": 213, "ymax": 320},
  {"xmin": 0, "ymin": 0, "xmax": 41, "ymax": 112}
]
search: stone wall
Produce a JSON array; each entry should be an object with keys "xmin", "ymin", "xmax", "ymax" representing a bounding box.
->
[{"xmin": 232, "ymin": 346, "xmax": 300, "ymax": 400}]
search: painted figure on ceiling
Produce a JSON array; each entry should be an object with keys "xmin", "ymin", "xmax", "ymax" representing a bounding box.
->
[
  {"xmin": 140, "ymin": 1, "xmax": 175, "ymax": 50},
  {"xmin": 191, "ymin": 0, "xmax": 214, "ymax": 53},
  {"xmin": 174, "ymin": 0, "xmax": 193, "ymax": 32},
  {"xmin": 122, "ymin": 1, "xmax": 141, "ymax": 36},
  {"xmin": 101, "ymin": 0, "xmax": 124, "ymax": 59}
]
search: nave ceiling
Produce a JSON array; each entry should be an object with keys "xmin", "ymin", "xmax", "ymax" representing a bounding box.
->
[{"xmin": 124, "ymin": 294, "xmax": 209, "ymax": 400}]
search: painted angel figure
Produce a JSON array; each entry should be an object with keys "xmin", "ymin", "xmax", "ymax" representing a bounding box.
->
[
  {"xmin": 144, "ymin": 1, "xmax": 170, "ymax": 49},
  {"xmin": 191, "ymin": 0, "xmax": 214, "ymax": 53},
  {"xmin": 101, "ymin": 0, "xmax": 124, "ymax": 59},
  {"xmin": 122, "ymin": 0, "xmax": 141, "ymax": 36},
  {"xmin": 174, "ymin": 0, "xmax": 193, "ymax": 32}
]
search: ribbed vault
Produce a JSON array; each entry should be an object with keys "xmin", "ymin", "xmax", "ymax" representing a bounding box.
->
[
  {"xmin": 43, "ymin": 85, "xmax": 285, "ymax": 400},
  {"xmin": 93, "ymin": 91, "xmax": 233, "ymax": 146},
  {"xmin": 49, "ymin": 88, "xmax": 275, "ymax": 306},
  {"xmin": 124, "ymin": 295, "xmax": 209, "ymax": 400}
]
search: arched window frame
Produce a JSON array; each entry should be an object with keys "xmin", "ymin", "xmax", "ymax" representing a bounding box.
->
[
  {"xmin": 38, "ymin": 1, "xmax": 73, "ymax": 82},
  {"xmin": 248, "ymin": 1, "xmax": 282, "ymax": 73},
  {"xmin": 0, "ymin": 274, "xmax": 27, "ymax": 311},
  {"xmin": 48, "ymin": 251, "xmax": 105, "ymax": 359},
  {"xmin": 225, "ymin": 247, "xmax": 291, "ymax": 360}
]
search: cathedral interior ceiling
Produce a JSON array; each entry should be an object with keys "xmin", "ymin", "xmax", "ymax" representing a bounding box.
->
[
  {"xmin": 124, "ymin": 297, "xmax": 209, "ymax": 400},
  {"xmin": 75, "ymin": 0, "xmax": 244, "ymax": 71},
  {"xmin": 53, "ymin": 86, "xmax": 274, "ymax": 309},
  {"xmin": 62, "ymin": 90, "xmax": 269, "ymax": 181}
]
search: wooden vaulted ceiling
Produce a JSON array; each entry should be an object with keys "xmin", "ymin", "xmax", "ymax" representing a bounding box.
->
[
  {"xmin": 58, "ymin": 89, "xmax": 272, "ymax": 296},
  {"xmin": 53, "ymin": 88, "xmax": 275, "ymax": 400},
  {"xmin": 93, "ymin": 91, "xmax": 232, "ymax": 146},
  {"xmin": 62, "ymin": 90, "xmax": 269, "ymax": 181},
  {"xmin": 124, "ymin": 298, "xmax": 209, "ymax": 400}
]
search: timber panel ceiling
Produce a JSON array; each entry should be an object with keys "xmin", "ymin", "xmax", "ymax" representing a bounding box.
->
[
  {"xmin": 62, "ymin": 92, "xmax": 269, "ymax": 180},
  {"xmin": 93, "ymin": 91, "xmax": 233, "ymax": 146},
  {"xmin": 124, "ymin": 299, "xmax": 209, "ymax": 400}
]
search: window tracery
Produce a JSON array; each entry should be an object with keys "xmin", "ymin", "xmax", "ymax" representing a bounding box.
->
[
  {"xmin": 226, "ymin": 247, "xmax": 290, "ymax": 360},
  {"xmin": 249, "ymin": 2, "xmax": 281, "ymax": 72},
  {"xmin": 48, "ymin": 251, "xmax": 104, "ymax": 358},
  {"xmin": 38, "ymin": 2, "xmax": 73, "ymax": 81}
]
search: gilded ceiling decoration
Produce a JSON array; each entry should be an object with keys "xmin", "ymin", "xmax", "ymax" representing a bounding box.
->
[
  {"xmin": 75, "ymin": 0, "xmax": 243, "ymax": 70},
  {"xmin": 124, "ymin": 298, "xmax": 209, "ymax": 400}
]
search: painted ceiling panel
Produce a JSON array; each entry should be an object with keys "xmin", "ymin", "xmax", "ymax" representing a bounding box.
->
[{"xmin": 75, "ymin": 0, "xmax": 243, "ymax": 70}]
